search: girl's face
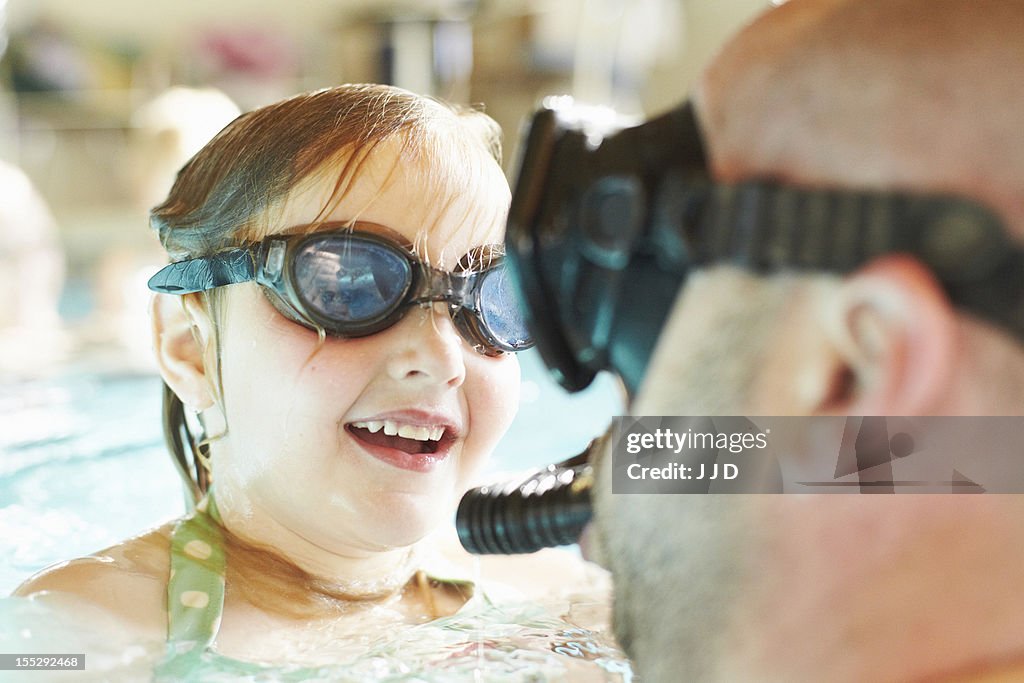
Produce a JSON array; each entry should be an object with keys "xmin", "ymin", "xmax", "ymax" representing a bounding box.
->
[{"xmin": 211, "ymin": 138, "xmax": 519, "ymax": 553}]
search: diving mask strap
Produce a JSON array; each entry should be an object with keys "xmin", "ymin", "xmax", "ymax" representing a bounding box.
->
[{"xmin": 655, "ymin": 179, "xmax": 1024, "ymax": 343}]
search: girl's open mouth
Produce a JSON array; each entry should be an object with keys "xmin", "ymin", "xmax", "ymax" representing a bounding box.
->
[{"xmin": 346, "ymin": 419, "xmax": 454, "ymax": 472}]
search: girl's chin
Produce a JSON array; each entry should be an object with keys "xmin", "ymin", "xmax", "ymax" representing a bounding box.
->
[{"xmin": 345, "ymin": 495, "xmax": 450, "ymax": 547}]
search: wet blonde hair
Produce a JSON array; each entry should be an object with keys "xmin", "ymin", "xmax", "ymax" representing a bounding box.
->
[{"xmin": 153, "ymin": 84, "xmax": 504, "ymax": 501}]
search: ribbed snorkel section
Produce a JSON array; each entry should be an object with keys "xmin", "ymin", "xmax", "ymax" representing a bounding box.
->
[{"xmin": 456, "ymin": 463, "xmax": 593, "ymax": 555}]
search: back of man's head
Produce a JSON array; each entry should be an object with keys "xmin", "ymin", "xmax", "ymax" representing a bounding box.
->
[
  {"xmin": 700, "ymin": 0, "xmax": 1024, "ymax": 236},
  {"xmin": 635, "ymin": 0, "xmax": 1024, "ymax": 418},
  {"xmin": 595, "ymin": 1, "xmax": 1024, "ymax": 681}
]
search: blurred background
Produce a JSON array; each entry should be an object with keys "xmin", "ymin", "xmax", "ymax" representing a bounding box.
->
[{"xmin": 0, "ymin": 0, "xmax": 768, "ymax": 592}]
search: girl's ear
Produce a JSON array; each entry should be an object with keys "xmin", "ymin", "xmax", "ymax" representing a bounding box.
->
[{"xmin": 150, "ymin": 293, "xmax": 216, "ymax": 410}]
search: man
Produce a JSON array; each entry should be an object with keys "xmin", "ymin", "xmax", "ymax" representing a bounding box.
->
[{"xmin": 590, "ymin": 1, "xmax": 1024, "ymax": 681}]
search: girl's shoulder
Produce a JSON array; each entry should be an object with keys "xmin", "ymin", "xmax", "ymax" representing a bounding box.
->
[{"xmin": 12, "ymin": 520, "xmax": 176, "ymax": 641}]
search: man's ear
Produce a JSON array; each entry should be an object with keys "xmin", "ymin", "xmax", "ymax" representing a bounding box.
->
[
  {"xmin": 150, "ymin": 293, "xmax": 216, "ymax": 410},
  {"xmin": 815, "ymin": 255, "xmax": 958, "ymax": 415}
]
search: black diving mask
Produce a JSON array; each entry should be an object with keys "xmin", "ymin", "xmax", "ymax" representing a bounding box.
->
[
  {"xmin": 456, "ymin": 97, "xmax": 1024, "ymax": 556},
  {"xmin": 505, "ymin": 97, "xmax": 1024, "ymax": 395},
  {"xmin": 148, "ymin": 228, "xmax": 534, "ymax": 356}
]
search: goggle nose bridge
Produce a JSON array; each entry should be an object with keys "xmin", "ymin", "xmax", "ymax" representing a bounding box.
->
[{"xmin": 407, "ymin": 265, "xmax": 476, "ymax": 312}]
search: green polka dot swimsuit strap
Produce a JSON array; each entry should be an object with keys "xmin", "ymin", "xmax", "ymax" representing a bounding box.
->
[{"xmin": 155, "ymin": 491, "xmax": 227, "ymax": 677}]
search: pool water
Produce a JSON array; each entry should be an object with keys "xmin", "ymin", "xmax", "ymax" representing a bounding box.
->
[
  {"xmin": 2, "ymin": 586, "xmax": 633, "ymax": 681},
  {"xmin": 0, "ymin": 370, "xmax": 181, "ymax": 594}
]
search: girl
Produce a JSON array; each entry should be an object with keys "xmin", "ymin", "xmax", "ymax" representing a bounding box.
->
[{"xmin": 15, "ymin": 84, "xmax": 625, "ymax": 680}]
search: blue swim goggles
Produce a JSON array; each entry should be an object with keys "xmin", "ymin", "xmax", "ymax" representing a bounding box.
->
[{"xmin": 147, "ymin": 228, "xmax": 534, "ymax": 356}]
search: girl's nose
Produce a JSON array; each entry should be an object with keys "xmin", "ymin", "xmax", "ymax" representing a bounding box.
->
[{"xmin": 385, "ymin": 303, "xmax": 467, "ymax": 388}]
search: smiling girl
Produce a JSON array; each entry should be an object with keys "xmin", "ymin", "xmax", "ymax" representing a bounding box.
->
[{"xmin": 14, "ymin": 84, "xmax": 623, "ymax": 680}]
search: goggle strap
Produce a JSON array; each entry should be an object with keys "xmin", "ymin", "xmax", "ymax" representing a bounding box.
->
[{"xmin": 148, "ymin": 249, "xmax": 255, "ymax": 294}]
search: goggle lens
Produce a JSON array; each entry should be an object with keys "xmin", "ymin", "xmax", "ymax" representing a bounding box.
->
[
  {"xmin": 478, "ymin": 267, "xmax": 532, "ymax": 351},
  {"xmin": 294, "ymin": 236, "xmax": 412, "ymax": 324}
]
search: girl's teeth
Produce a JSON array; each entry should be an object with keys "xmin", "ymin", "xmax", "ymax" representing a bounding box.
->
[
  {"xmin": 398, "ymin": 424, "xmax": 432, "ymax": 441},
  {"xmin": 351, "ymin": 420, "xmax": 445, "ymax": 442}
]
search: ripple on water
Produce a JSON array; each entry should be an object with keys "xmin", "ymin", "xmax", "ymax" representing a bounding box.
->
[
  {"xmin": 0, "ymin": 594, "xmax": 633, "ymax": 682},
  {"xmin": 188, "ymin": 597, "xmax": 633, "ymax": 682}
]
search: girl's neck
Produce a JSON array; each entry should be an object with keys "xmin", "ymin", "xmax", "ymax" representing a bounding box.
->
[{"xmin": 211, "ymin": 486, "xmax": 419, "ymax": 602}]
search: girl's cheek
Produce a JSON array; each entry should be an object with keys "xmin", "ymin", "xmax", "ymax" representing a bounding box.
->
[{"xmin": 469, "ymin": 356, "xmax": 520, "ymax": 435}]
